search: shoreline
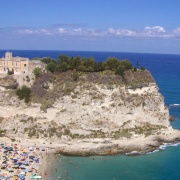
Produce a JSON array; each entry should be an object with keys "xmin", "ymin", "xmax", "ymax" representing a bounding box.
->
[
  {"xmin": 0, "ymin": 127, "xmax": 180, "ymax": 179},
  {"xmin": 54, "ymin": 128, "xmax": 180, "ymax": 156}
]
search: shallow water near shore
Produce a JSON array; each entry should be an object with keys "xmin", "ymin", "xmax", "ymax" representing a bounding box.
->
[{"xmin": 45, "ymin": 145, "xmax": 180, "ymax": 180}]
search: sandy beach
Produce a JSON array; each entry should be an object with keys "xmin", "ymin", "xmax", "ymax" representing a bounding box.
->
[{"xmin": 0, "ymin": 138, "xmax": 54, "ymax": 180}]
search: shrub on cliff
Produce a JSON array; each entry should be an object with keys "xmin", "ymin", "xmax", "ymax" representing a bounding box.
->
[
  {"xmin": 71, "ymin": 72, "xmax": 79, "ymax": 81},
  {"xmin": 141, "ymin": 66, "xmax": 145, "ymax": 70},
  {"xmin": 16, "ymin": 85, "xmax": 31, "ymax": 103},
  {"xmin": 33, "ymin": 67, "xmax": 42, "ymax": 78},
  {"xmin": 46, "ymin": 62, "xmax": 56, "ymax": 73}
]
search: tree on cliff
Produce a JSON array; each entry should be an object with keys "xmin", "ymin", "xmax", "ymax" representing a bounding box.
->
[
  {"xmin": 104, "ymin": 57, "xmax": 119, "ymax": 70},
  {"xmin": 33, "ymin": 67, "xmax": 42, "ymax": 78},
  {"xmin": 46, "ymin": 62, "xmax": 56, "ymax": 73},
  {"xmin": 41, "ymin": 57, "xmax": 56, "ymax": 64}
]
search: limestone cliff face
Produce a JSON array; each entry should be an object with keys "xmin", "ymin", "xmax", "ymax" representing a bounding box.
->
[{"xmin": 0, "ymin": 70, "xmax": 170, "ymax": 141}]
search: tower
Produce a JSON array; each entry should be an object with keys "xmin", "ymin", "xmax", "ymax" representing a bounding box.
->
[{"xmin": 5, "ymin": 52, "xmax": 12, "ymax": 59}]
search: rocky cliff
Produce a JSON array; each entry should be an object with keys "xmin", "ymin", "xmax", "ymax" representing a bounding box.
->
[{"xmin": 0, "ymin": 70, "xmax": 179, "ymax": 155}]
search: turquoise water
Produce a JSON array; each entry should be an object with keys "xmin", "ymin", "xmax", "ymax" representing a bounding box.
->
[
  {"xmin": 1, "ymin": 50, "xmax": 180, "ymax": 180},
  {"xmin": 46, "ymin": 145, "xmax": 180, "ymax": 180}
]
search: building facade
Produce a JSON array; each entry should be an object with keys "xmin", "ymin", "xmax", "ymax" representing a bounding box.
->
[{"xmin": 0, "ymin": 52, "xmax": 46, "ymax": 75}]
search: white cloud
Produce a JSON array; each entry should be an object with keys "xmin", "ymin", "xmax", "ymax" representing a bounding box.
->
[
  {"xmin": 8, "ymin": 25, "xmax": 180, "ymax": 40},
  {"xmin": 108, "ymin": 28, "xmax": 136, "ymax": 36},
  {"xmin": 145, "ymin": 26, "xmax": 166, "ymax": 33},
  {"xmin": 143, "ymin": 26, "xmax": 166, "ymax": 37},
  {"xmin": 39, "ymin": 29, "xmax": 52, "ymax": 35},
  {"xmin": 57, "ymin": 28, "xmax": 67, "ymax": 34},
  {"xmin": 73, "ymin": 28, "xmax": 82, "ymax": 33},
  {"xmin": 173, "ymin": 28, "xmax": 180, "ymax": 35},
  {"xmin": 19, "ymin": 29, "xmax": 34, "ymax": 34}
]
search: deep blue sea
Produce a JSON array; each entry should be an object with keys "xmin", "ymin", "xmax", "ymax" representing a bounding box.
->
[{"xmin": 1, "ymin": 50, "xmax": 180, "ymax": 180}]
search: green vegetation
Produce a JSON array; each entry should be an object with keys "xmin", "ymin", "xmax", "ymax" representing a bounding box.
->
[
  {"xmin": 16, "ymin": 85, "xmax": 31, "ymax": 103},
  {"xmin": 0, "ymin": 129, "xmax": 6, "ymax": 137},
  {"xmin": 41, "ymin": 55, "xmax": 134, "ymax": 76},
  {"xmin": 71, "ymin": 72, "xmax": 79, "ymax": 81},
  {"xmin": 46, "ymin": 62, "xmax": 56, "ymax": 73},
  {"xmin": 33, "ymin": 67, "xmax": 42, "ymax": 78},
  {"xmin": 141, "ymin": 66, "xmax": 145, "ymax": 70}
]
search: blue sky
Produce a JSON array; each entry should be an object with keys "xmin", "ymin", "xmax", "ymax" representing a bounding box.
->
[{"xmin": 1, "ymin": 0, "xmax": 180, "ymax": 54}]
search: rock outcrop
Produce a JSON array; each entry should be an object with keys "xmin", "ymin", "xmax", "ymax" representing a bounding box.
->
[{"xmin": 0, "ymin": 70, "xmax": 179, "ymax": 155}]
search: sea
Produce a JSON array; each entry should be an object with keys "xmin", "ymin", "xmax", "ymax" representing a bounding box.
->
[{"xmin": 1, "ymin": 50, "xmax": 180, "ymax": 180}]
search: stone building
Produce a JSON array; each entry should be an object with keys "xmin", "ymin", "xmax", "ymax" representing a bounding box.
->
[{"xmin": 0, "ymin": 52, "xmax": 45, "ymax": 75}]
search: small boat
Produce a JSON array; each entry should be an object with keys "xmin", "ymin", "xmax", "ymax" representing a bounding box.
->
[{"xmin": 30, "ymin": 173, "xmax": 42, "ymax": 179}]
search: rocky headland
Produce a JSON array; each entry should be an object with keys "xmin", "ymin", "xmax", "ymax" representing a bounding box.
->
[{"xmin": 0, "ymin": 69, "xmax": 180, "ymax": 156}]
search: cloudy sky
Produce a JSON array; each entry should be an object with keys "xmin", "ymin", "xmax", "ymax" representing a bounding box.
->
[{"xmin": 1, "ymin": 0, "xmax": 180, "ymax": 54}]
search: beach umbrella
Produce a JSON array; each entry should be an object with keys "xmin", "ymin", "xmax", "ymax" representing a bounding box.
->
[
  {"xmin": 24, "ymin": 161, "xmax": 29, "ymax": 166},
  {"xmin": 21, "ymin": 158, "xmax": 25, "ymax": 161},
  {"xmin": 21, "ymin": 169, "xmax": 27, "ymax": 173},
  {"xmin": 8, "ymin": 168, "xmax": 14, "ymax": 172},
  {"xmin": 18, "ymin": 162, "xmax": 22, "ymax": 166},
  {"xmin": 8, "ymin": 147, "xmax": 13, "ymax": 151},
  {"xmin": 0, "ymin": 175, "xmax": 6, "ymax": 180},
  {"xmin": 12, "ymin": 164, "xmax": 19, "ymax": 168},
  {"xmin": 14, "ymin": 150, "xmax": 18, "ymax": 154},
  {"xmin": 28, "ymin": 168, "xmax": 33, "ymax": 172},
  {"xmin": 1, "ymin": 165, "xmax": 6, "ymax": 169},
  {"xmin": 19, "ymin": 174, "xmax": 25, "ymax": 180},
  {"xmin": 29, "ymin": 147, "xmax": 34, "ymax": 151},
  {"xmin": 13, "ymin": 159, "xmax": 18, "ymax": 163},
  {"xmin": 13, "ymin": 158, "xmax": 18, "ymax": 163},
  {"xmin": 3, "ymin": 150, "xmax": 8, "ymax": 154},
  {"xmin": 4, "ymin": 146, "xmax": 8, "ymax": 150},
  {"xmin": 29, "ymin": 155, "xmax": 35, "ymax": 159},
  {"xmin": 12, "ymin": 175, "xmax": 19, "ymax": 180},
  {"xmin": 20, "ymin": 165, "xmax": 26, "ymax": 169}
]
